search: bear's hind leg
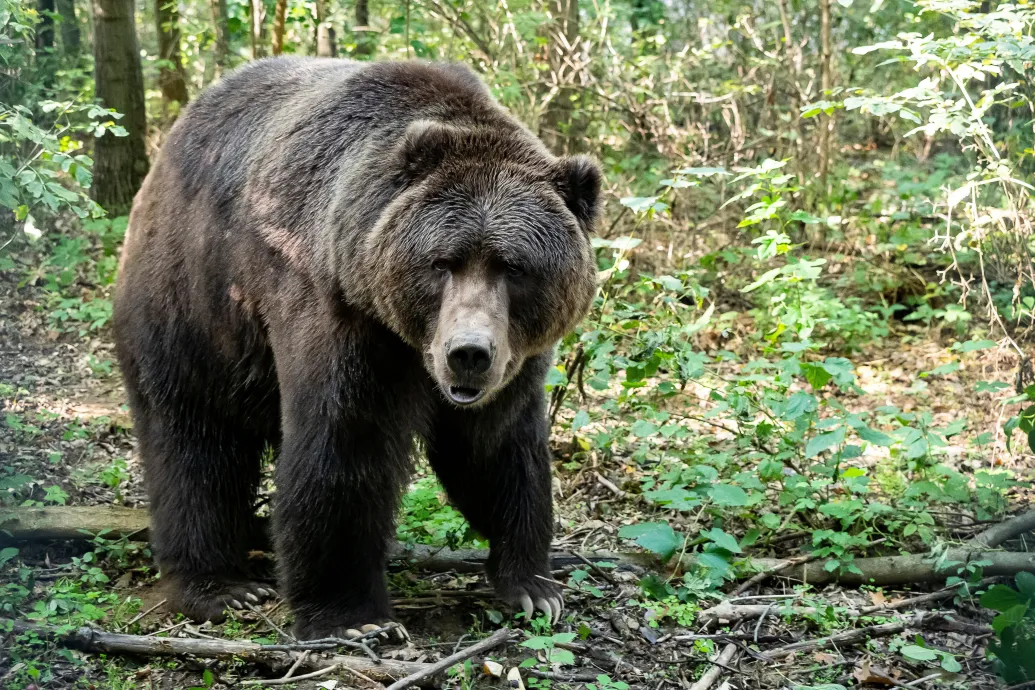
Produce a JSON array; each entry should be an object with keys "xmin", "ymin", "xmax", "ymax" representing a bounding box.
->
[{"xmin": 134, "ymin": 406, "xmax": 277, "ymax": 622}]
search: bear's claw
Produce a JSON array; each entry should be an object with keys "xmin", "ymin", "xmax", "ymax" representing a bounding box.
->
[
  {"xmin": 170, "ymin": 578, "xmax": 278, "ymax": 623},
  {"xmin": 518, "ymin": 593, "xmax": 563, "ymax": 624}
]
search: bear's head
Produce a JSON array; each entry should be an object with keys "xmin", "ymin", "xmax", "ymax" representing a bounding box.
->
[{"xmin": 359, "ymin": 119, "xmax": 602, "ymax": 407}]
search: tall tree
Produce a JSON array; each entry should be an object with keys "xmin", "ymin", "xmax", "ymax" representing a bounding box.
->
[
  {"xmin": 91, "ymin": 0, "xmax": 149, "ymax": 214},
  {"xmin": 55, "ymin": 0, "xmax": 80, "ymax": 55},
  {"xmin": 314, "ymin": 0, "xmax": 334, "ymax": 56},
  {"xmin": 353, "ymin": 0, "xmax": 374, "ymax": 57},
  {"xmin": 271, "ymin": 0, "xmax": 287, "ymax": 54},
  {"xmin": 210, "ymin": 0, "xmax": 230, "ymax": 75},
  {"xmin": 540, "ymin": 0, "xmax": 581, "ymax": 153},
  {"xmin": 817, "ymin": 0, "xmax": 833, "ymax": 189},
  {"xmin": 35, "ymin": 0, "xmax": 55, "ymax": 52},
  {"xmin": 250, "ymin": 0, "xmax": 266, "ymax": 58},
  {"xmin": 156, "ymin": 0, "xmax": 190, "ymax": 112}
]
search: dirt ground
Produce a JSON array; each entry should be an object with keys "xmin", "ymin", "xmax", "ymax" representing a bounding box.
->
[{"xmin": 1, "ymin": 262, "xmax": 1032, "ymax": 690}]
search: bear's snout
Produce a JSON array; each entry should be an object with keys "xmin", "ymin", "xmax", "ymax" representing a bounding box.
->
[{"xmin": 446, "ymin": 334, "xmax": 494, "ymax": 376}]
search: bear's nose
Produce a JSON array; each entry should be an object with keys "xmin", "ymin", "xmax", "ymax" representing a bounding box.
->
[{"xmin": 447, "ymin": 337, "xmax": 493, "ymax": 376}]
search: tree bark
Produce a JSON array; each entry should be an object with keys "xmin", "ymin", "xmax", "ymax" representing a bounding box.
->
[
  {"xmin": 817, "ymin": 0, "xmax": 833, "ymax": 189},
  {"xmin": 250, "ymin": 0, "xmax": 266, "ymax": 58},
  {"xmin": 210, "ymin": 0, "xmax": 230, "ymax": 75},
  {"xmin": 271, "ymin": 0, "xmax": 287, "ymax": 54},
  {"xmin": 314, "ymin": 0, "xmax": 334, "ymax": 56},
  {"xmin": 316, "ymin": 23, "xmax": 336, "ymax": 56},
  {"xmin": 55, "ymin": 0, "xmax": 81, "ymax": 55},
  {"xmin": 155, "ymin": 0, "xmax": 190, "ymax": 112},
  {"xmin": 91, "ymin": 0, "xmax": 149, "ymax": 216}
]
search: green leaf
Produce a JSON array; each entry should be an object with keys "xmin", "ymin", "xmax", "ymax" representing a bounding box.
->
[
  {"xmin": 992, "ymin": 603, "xmax": 1030, "ymax": 634},
  {"xmin": 1016, "ymin": 571, "xmax": 1035, "ymax": 598},
  {"xmin": 803, "ymin": 363, "xmax": 832, "ymax": 390},
  {"xmin": 702, "ymin": 528, "xmax": 742, "ymax": 554},
  {"xmin": 981, "ymin": 584, "xmax": 1022, "ymax": 612},
  {"xmin": 954, "ymin": 339, "xmax": 996, "ymax": 353},
  {"xmin": 805, "ymin": 427, "xmax": 846, "ymax": 459},
  {"xmin": 900, "ymin": 644, "xmax": 938, "ymax": 661},
  {"xmin": 571, "ymin": 410, "xmax": 590, "ymax": 432},
  {"xmin": 857, "ymin": 426, "xmax": 893, "ymax": 447},
  {"xmin": 940, "ymin": 655, "xmax": 962, "ymax": 673},
  {"xmin": 741, "ymin": 268, "xmax": 781, "ymax": 293},
  {"xmin": 781, "ymin": 392, "xmax": 817, "ymax": 421},
  {"xmin": 1019, "ymin": 405, "xmax": 1035, "ymax": 434},
  {"xmin": 619, "ymin": 196, "xmax": 668, "ymax": 215},
  {"xmin": 630, "ymin": 420, "xmax": 658, "ymax": 437},
  {"xmin": 708, "ymin": 483, "xmax": 749, "ymax": 507},
  {"xmin": 618, "ymin": 523, "xmax": 682, "ymax": 561},
  {"xmin": 923, "ymin": 361, "xmax": 960, "ymax": 377},
  {"xmin": 547, "ymin": 648, "xmax": 576, "ymax": 665},
  {"xmin": 0, "ymin": 547, "xmax": 18, "ymax": 569}
]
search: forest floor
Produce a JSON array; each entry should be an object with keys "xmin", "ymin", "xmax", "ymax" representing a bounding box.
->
[{"xmin": 1, "ymin": 258, "xmax": 1032, "ymax": 690}]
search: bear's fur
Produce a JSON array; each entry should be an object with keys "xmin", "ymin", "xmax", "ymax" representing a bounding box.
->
[{"xmin": 113, "ymin": 57, "xmax": 601, "ymax": 638}]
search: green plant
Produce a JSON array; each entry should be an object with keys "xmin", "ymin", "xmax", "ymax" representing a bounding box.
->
[
  {"xmin": 586, "ymin": 674, "xmax": 630, "ymax": 690},
  {"xmin": 897, "ymin": 636, "xmax": 963, "ymax": 673},
  {"xmin": 99, "ymin": 457, "xmax": 130, "ymax": 503},
  {"xmin": 519, "ymin": 632, "xmax": 577, "ymax": 667},
  {"xmin": 397, "ymin": 475, "xmax": 485, "ymax": 549},
  {"xmin": 981, "ymin": 572, "xmax": 1035, "ymax": 683}
]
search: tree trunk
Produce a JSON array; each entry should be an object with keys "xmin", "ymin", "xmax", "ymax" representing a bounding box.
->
[
  {"xmin": 271, "ymin": 0, "xmax": 287, "ymax": 54},
  {"xmin": 314, "ymin": 0, "xmax": 334, "ymax": 56},
  {"xmin": 55, "ymin": 0, "xmax": 81, "ymax": 55},
  {"xmin": 91, "ymin": 0, "xmax": 149, "ymax": 215},
  {"xmin": 250, "ymin": 0, "xmax": 266, "ymax": 58},
  {"xmin": 210, "ymin": 0, "xmax": 230, "ymax": 75},
  {"xmin": 353, "ymin": 0, "xmax": 374, "ymax": 57},
  {"xmin": 155, "ymin": 0, "xmax": 190, "ymax": 111},
  {"xmin": 317, "ymin": 24, "xmax": 336, "ymax": 56},
  {"xmin": 817, "ymin": 0, "xmax": 833, "ymax": 190},
  {"xmin": 540, "ymin": 0, "xmax": 581, "ymax": 154}
]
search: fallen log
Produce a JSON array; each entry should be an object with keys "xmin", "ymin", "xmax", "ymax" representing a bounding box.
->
[
  {"xmin": 1, "ymin": 619, "xmax": 509, "ymax": 684},
  {"xmin": 968, "ymin": 509, "xmax": 1035, "ymax": 549},
  {"xmin": 6, "ymin": 506, "xmax": 1035, "ymax": 588}
]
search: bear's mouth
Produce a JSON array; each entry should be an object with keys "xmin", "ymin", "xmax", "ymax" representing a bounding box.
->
[{"xmin": 447, "ymin": 385, "xmax": 485, "ymax": 405}]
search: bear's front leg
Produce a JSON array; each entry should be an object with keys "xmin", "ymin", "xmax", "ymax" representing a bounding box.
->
[
  {"xmin": 427, "ymin": 357, "xmax": 563, "ymax": 624},
  {"xmin": 271, "ymin": 324, "xmax": 414, "ymax": 641}
]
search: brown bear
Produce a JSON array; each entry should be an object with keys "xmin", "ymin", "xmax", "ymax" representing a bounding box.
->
[{"xmin": 112, "ymin": 57, "xmax": 601, "ymax": 639}]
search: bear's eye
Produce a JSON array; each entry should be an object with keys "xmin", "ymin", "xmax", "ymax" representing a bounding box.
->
[
  {"xmin": 432, "ymin": 259, "xmax": 451, "ymax": 272},
  {"xmin": 505, "ymin": 263, "xmax": 525, "ymax": 278}
]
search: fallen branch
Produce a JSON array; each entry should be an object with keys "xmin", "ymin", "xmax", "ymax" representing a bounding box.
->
[
  {"xmin": 2, "ymin": 619, "xmax": 436, "ymax": 683},
  {"xmin": 731, "ymin": 552, "xmax": 818, "ymax": 596},
  {"xmin": 756, "ymin": 612, "xmax": 986, "ymax": 662},
  {"xmin": 703, "ymin": 577, "xmax": 994, "ymax": 626},
  {"xmin": 6, "ymin": 507, "xmax": 1035, "ymax": 588},
  {"xmin": 968, "ymin": 510, "xmax": 1035, "ymax": 549},
  {"xmin": 698, "ymin": 602, "xmax": 859, "ymax": 627},
  {"xmin": 242, "ymin": 664, "xmax": 341, "ymax": 686},
  {"xmin": 383, "ymin": 628, "xmax": 514, "ymax": 690},
  {"xmin": 688, "ymin": 643, "xmax": 738, "ymax": 690}
]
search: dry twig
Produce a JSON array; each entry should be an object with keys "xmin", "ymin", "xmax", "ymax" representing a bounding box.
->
[{"xmin": 383, "ymin": 627, "xmax": 515, "ymax": 690}]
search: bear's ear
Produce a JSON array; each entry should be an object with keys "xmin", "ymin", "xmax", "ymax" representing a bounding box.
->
[
  {"xmin": 553, "ymin": 155, "xmax": 602, "ymax": 231},
  {"xmin": 395, "ymin": 120, "xmax": 457, "ymax": 184}
]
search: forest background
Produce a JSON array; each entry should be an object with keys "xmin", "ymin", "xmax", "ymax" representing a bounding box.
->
[{"xmin": 1, "ymin": 0, "xmax": 1034, "ymax": 687}]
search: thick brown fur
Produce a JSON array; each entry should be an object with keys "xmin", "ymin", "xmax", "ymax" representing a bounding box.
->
[{"xmin": 113, "ymin": 57, "xmax": 601, "ymax": 638}]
